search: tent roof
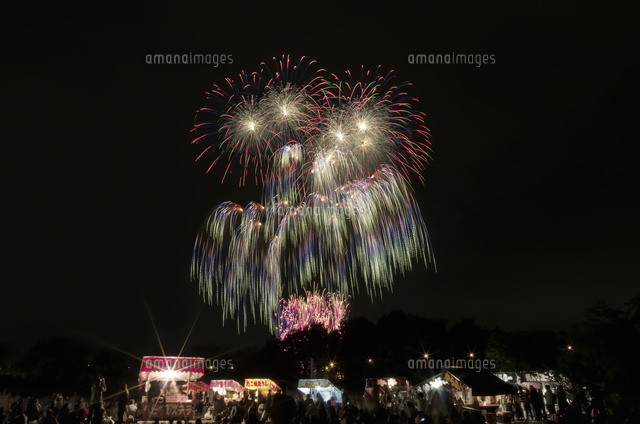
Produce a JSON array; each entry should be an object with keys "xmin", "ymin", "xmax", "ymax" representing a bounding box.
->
[{"xmin": 298, "ymin": 379, "xmax": 339, "ymax": 390}]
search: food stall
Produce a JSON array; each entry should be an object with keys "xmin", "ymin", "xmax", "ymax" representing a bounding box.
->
[
  {"xmin": 297, "ymin": 379, "xmax": 342, "ymax": 405},
  {"xmin": 417, "ymin": 369, "xmax": 517, "ymax": 424},
  {"xmin": 139, "ymin": 356, "xmax": 205, "ymax": 420}
]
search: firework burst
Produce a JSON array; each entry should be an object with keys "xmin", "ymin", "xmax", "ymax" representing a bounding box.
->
[
  {"xmin": 190, "ymin": 55, "xmax": 436, "ymax": 332},
  {"xmin": 277, "ymin": 287, "xmax": 349, "ymax": 340}
]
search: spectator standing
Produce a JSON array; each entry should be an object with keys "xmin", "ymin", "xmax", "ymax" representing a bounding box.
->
[
  {"xmin": 416, "ymin": 393, "xmax": 427, "ymax": 416},
  {"xmin": 117, "ymin": 385, "xmax": 129, "ymax": 424},
  {"xmin": 270, "ymin": 383, "xmax": 296, "ymax": 424},
  {"xmin": 544, "ymin": 386, "xmax": 556, "ymax": 418},
  {"xmin": 529, "ymin": 386, "xmax": 542, "ymax": 421},
  {"xmin": 523, "ymin": 388, "xmax": 532, "ymax": 420},
  {"xmin": 556, "ymin": 387, "xmax": 568, "ymax": 414},
  {"xmin": 25, "ymin": 398, "xmax": 41, "ymax": 423},
  {"xmin": 88, "ymin": 376, "xmax": 107, "ymax": 424}
]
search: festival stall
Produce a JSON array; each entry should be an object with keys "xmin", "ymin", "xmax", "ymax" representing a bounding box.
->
[
  {"xmin": 494, "ymin": 371, "xmax": 572, "ymax": 421},
  {"xmin": 297, "ymin": 379, "xmax": 342, "ymax": 405},
  {"xmin": 417, "ymin": 369, "xmax": 517, "ymax": 424},
  {"xmin": 139, "ymin": 356, "xmax": 205, "ymax": 420}
]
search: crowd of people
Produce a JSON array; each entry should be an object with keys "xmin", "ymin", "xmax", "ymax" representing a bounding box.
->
[
  {"xmin": 0, "ymin": 376, "xmax": 138, "ymax": 424},
  {"xmin": 506, "ymin": 385, "xmax": 625, "ymax": 424},
  {"xmin": 158, "ymin": 381, "xmax": 587, "ymax": 424},
  {"xmin": 1, "ymin": 379, "xmax": 632, "ymax": 424},
  {"xmin": 193, "ymin": 382, "xmax": 628, "ymax": 424},
  {"xmin": 505, "ymin": 385, "xmax": 571, "ymax": 422}
]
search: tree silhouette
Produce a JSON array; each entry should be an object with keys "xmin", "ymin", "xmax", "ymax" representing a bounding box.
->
[
  {"xmin": 485, "ymin": 329, "xmax": 563, "ymax": 372},
  {"xmin": 278, "ymin": 322, "xmax": 343, "ymax": 378},
  {"xmin": 16, "ymin": 337, "xmax": 92, "ymax": 396},
  {"xmin": 556, "ymin": 295, "xmax": 640, "ymax": 419}
]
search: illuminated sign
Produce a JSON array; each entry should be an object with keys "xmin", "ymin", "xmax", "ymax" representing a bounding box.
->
[{"xmin": 245, "ymin": 379, "xmax": 280, "ymax": 393}]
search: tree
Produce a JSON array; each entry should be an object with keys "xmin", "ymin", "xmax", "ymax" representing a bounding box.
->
[
  {"xmin": 556, "ymin": 295, "xmax": 640, "ymax": 421},
  {"xmin": 16, "ymin": 336, "xmax": 93, "ymax": 396},
  {"xmin": 277, "ymin": 322, "xmax": 343, "ymax": 378},
  {"xmin": 485, "ymin": 329, "xmax": 564, "ymax": 372}
]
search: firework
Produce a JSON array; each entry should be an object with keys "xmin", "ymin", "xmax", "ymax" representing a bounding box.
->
[
  {"xmin": 277, "ymin": 288, "xmax": 349, "ymax": 340},
  {"xmin": 191, "ymin": 55, "xmax": 435, "ymax": 332}
]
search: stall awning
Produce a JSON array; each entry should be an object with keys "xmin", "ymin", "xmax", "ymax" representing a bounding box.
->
[
  {"xmin": 187, "ymin": 381, "xmax": 210, "ymax": 392},
  {"xmin": 443, "ymin": 369, "xmax": 517, "ymax": 396},
  {"xmin": 210, "ymin": 380, "xmax": 245, "ymax": 393},
  {"xmin": 297, "ymin": 379, "xmax": 342, "ymax": 403},
  {"xmin": 298, "ymin": 379, "xmax": 335, "ymax": 390}
]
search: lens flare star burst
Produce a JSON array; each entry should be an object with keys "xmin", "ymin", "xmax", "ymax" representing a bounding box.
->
[{"xmin": 190, "ymin": 55, "xmax": 436, "ymax": 332}]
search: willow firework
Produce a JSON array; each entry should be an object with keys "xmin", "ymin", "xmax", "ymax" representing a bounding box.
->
[{"xmin": 191, "ymin": 55, "xmax": 435, "ymax": 332}]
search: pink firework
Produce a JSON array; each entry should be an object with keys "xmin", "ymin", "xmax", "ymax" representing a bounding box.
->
[{"xmin": 277, "ymin": 288, "xmax": 350, "ymax": 340}]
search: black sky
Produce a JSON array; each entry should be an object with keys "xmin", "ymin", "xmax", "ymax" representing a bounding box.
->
[{"xmin": 3, "ymin": 2, "xmax": 639, "ymax": 356}]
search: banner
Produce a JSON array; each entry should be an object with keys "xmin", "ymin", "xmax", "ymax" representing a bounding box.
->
[
  {"xmin": 245, "ymin": 379, "xmax": 280, "ymax": 393},
  {"xmin": 186, "ymin": 381, "xmax": 210, "ymax": 393},
  {"xmin": 141, "ymin": 398, "xmax": 194, "ymax": 420},
  {"xmin": 210, "ymin": 380, "xmax": 245, "ymax": 393}
]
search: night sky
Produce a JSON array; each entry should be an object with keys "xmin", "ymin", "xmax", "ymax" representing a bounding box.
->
[{"xmin": 3, "ymin": 2, "xmax": 639, "ymax": 357}]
